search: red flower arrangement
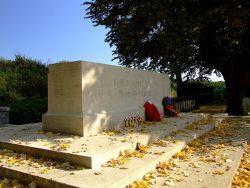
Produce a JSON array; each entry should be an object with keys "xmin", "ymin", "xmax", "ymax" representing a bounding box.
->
[{"xmin": 144, "ymin": 102, "xmax": 161, "ymax": 121}]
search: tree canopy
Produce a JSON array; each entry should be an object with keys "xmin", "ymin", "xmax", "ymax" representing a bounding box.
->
[{"xmin": 85, "ymin": 0, "xmax": 250, "ymax": 115}]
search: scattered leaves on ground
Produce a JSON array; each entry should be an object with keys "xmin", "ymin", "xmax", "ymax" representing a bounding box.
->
[
  {"xmin": 104, "ymin": 145, "xmax": 152, "ymax": 168},
  {"xmin": 102, "ymin": 130, "xmax": 121, "ymax": 136},
  {"xmin": 127, "ymin": 117, "xmax": 250, "ymax": 188},
  {"xmin": 0, "ymin": 177, "xmax": 37, "ymax": 188},
  {"xmin": 0, "ymin": 149, "xmax": 85, "ymax": 175},
  {"xmin": 94, "ymin": 172, "xmax": 102, "ymax": 175},
  {"xmin": 153, "ymin": 138, "xmax": 171, "ymax": 147},
  {"xmin": 50, "ymin": 143, "xmax": 70, "ymax": 151},
  {"xmin": 46, "ymin": 132, "xmax": 61, "ymax": 138},
  {"xmin": 232, "ymin": 136, "xmax": 250, "ymax": 188},
  {"xmin": 126, "ymin": 171, "xmax": 157, "ymax": 188}
]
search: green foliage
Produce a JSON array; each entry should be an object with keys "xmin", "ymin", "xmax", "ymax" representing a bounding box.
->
[
  {"xmin": 171, "ymin": 83, "xmax": 177, "ymax": 97},
  {"xmin": 9, "ymin": 97, "xmax": 47, "ymax": 124},
  {"xmin": 205, "ymin": 81, "xmax": 226, "ymax": 99},
  {"xmin": 84, "ymin": 0, "xmax": 199, "ymax": 81},
  {"xmin": 0, "ymin": 55, "xmax": 48, "ymax": 104},
  {"xmin": 0, "ymin": 55, "xmax": 48, "ymax": 124},
  {"xmin": 0, "ymin": 71, "xmax": 25, "ymax": 103},
  {"xmin": 85, "ymin": 0, "xmax": 249, "ymax": 77}
]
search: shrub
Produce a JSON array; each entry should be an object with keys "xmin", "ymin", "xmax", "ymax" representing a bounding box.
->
[
  {"xmin": 9, "ymin": 97, "xmax": 47, "ymax": 124},
  {"xmin": 0, "ymin": 55, "xmax": 48, "ymax": 104},
  {"xmin": 204, "ymin": 81, "xmax": 226, "ymax": 99},
  {"xmin": 0, "ymin": 55, "xmax": 48, "ymax": 124}
]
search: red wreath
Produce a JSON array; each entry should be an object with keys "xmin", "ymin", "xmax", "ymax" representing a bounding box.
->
[{"xmin": 144, "ymin": 102, "xmax": 161, "ymax": 121}]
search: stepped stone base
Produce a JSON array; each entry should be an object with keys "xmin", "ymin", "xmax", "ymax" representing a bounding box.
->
[{"xmin": 1, "ymin": 114, "xmax": 202, "ymax": 169}]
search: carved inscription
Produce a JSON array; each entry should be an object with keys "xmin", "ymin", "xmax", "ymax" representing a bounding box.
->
[{"xmin": 113, "ymin": 78, "xmax": 153, "ymax": 99}]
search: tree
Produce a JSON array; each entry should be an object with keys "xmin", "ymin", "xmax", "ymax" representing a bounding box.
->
[
  {"xmin": 187, "ymin": 0, "xmax": 250, "ymax": 115},
  {"xmin": 85, "ymin": 0, "xmax": 250, "ymax": 115}
]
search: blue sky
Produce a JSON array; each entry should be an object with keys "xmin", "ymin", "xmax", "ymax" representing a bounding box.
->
[
  {"xmin": 0, "ymin": 0, "xmax": 223, "ymax": 81},
  {"xmin": 0, "ymin": 0, "xmax": 116, "ymax": 65}
]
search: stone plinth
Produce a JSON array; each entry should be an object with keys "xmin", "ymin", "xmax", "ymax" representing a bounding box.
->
[
  {"xmin": 42, "ymin": 61, "xmax": 170, "ymax": 136},
  {"xmin": 0, "ymin": 107, "xmax": 10, "ymax": 125}
]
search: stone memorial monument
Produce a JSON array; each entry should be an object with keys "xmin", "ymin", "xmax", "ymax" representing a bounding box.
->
[{"xmin": 42, "ymin": 61, "xmax": 170, "ymax": 136}]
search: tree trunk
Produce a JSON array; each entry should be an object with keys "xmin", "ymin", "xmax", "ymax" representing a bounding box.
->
[
  {"xmin": 176, "ymin": 71, "xmax": 183, "ymax": 84},
  {"xmin": 225, "ymin": 78, "xmax": 246, "ymax": 115},
  {"xmin": 222, "ymin": 62, "xmax": 248, "ymax": 115},
  {"xmin": 175, "ymin": 65, "xmax": 183, "ymax": 84}
]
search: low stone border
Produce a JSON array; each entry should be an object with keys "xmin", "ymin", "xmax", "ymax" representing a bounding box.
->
[{"xmin": 0, "ymin": 107, "xmax": 10, "ymax": 125}]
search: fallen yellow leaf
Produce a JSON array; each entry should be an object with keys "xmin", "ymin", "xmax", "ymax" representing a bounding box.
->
[{"xmin": 212, "ymin": 170, "xmax": 224, "ymax": 175}]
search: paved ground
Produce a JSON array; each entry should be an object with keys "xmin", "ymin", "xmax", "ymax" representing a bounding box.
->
[{"xmin": 128, "ymin": 116, "xmax": 250, "ymax": 188}]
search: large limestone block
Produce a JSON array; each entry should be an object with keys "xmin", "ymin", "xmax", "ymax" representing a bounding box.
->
[{"xmin": 42, "ymin": 61, "xmax": 170, "ymax": 136}]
